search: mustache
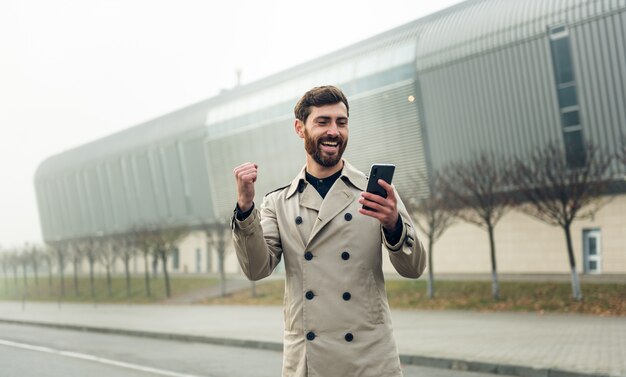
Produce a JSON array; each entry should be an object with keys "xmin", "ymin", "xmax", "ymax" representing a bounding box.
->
[{"xmin": 317, "ymin": 136, "xmax": 344, "ymax": 144}]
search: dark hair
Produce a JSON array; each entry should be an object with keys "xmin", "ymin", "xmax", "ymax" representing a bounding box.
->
[{"xmin": 294, "ymin": 85, "xmax": 349, "ymax": 122}]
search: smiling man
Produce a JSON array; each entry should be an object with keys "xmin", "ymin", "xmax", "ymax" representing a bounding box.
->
[{"xmin": 232, "ymin": 85, "xmax": 426, "ymax": 377}]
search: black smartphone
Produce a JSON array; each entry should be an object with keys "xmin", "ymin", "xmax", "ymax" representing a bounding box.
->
[{"xmin": 363, "ymin": 163, "xmax": 395, "ymax": 211}]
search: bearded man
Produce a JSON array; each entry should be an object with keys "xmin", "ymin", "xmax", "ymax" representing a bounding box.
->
[{"xmin": 232, "ymin": 85, "xmax": 426, "ymax": 377}]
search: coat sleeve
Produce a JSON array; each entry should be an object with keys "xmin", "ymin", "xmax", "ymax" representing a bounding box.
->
[
  {"xmin": 381, "ymin": 190, "xmax": 427, "ymax": 279},
  {"xmin": 231, "ymin": 193, "xmax": 283, "ymax": 281}
]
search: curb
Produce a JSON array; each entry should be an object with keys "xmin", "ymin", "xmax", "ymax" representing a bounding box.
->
[{"xmin": 0, "ymin": 319, "xmax": 612, "ymax": 377}]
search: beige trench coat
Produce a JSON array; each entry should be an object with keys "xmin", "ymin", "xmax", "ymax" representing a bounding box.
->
[{"xmin": 232, "ymin": 160, "xmax": 426, "ymax": 377}]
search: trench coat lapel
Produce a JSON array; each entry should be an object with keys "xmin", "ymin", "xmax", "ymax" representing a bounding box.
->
[
  {"xmin": 299, "ymin": 184, "xmax": 322, "ymax": 212},
  {"xmin": 307, "ymin": 177, "xmax": 354, "ymax": 245}
]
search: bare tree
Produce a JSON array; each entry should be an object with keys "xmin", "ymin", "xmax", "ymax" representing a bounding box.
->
[
  {"xmin": 42, "ymin": 246, "xmax": 55, "ymax": 296},
  {"xmin": 0, "ymin": 248, "xmax": 10, "ymax": 295},
  {"xmin": 69, "ymin": 242, "xmax": 83, "ymax": 296},
  {"xmin": 75, "ymin": 238, "xmax": 100, "ymax": 301},
  {"xmin": 18, "ymin": 247, "xmax": 29, "ymax": 292},
  {"xmin": 26, "ymin": 244, "xmax": 41, "ymax": 289},
  {"xmin": 154, "ymin": 226, "xmax": 189, "ymax": 298},
  {"xmin": 206, "ymin": 221, "xmax": 230, "ymax": 298},
  {"xmin": 132, "ymin": 226, "xmax": 159, "ymax": 297},
  {"xmin": 113, "ymin": 235, "xmax": 136, "ymax": 299},
  {"xmin": 49, "ymin": 242, "xmax": 70, "ymax": 298},
  {"xmin": 99, "ymin": 238, "xmax": 117, "ymax": 297},
  {"xmin": 9, "ymin": 250, "xmax": 20, "ymax": 294},
  {"xmin": 440, "ymin": 153, "xmax": 513, "ymax": 300},
  {"xmin": 406, "ymin": 171, "xmax": 457, "ymax": 299},
  {"xmin": 510, "ymin": 142, "xmax": 613, "ymax": 301}
]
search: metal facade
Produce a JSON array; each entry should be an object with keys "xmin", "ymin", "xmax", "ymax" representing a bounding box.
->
[{"xmin": 35, "ymin": 0, "xmax": 626, "ymax": 242}]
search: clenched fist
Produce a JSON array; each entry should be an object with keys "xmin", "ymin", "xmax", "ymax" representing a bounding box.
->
[{"xmin": 234, "ymin": 162, "xmax": 258, "ymax": 212}]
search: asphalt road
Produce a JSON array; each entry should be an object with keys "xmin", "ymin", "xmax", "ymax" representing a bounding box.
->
[{"xmin": 0, "ymin": 323, "xmax": 514, "ymax": 377}]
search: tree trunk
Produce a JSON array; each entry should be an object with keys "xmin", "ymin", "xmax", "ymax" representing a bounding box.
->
[
  {"xmin": 33, "ymin": 261, "xmax": 39, "ymax": 287},
  {"xmin": 564, "ymin": 224, "xmax": 582, "ymax": 301},
  {"xmin": 73, "ymin": 258, "xmax": 80, "ymax": 296},
  {"xmin": 106, "ymin": 266, "xmax": 112, "ymax": 297},
  {"xmin": 12, "ymin": 266, "xmax": 18, "ymax": 292},
  {"xmin": 58, "ymin": 251, "xmax": 65, "ymax": 297},
  {"xmin": 22, "ymin": 265, "xmax": 28, "ymax": 289},
  {"xmin": 21, "ymin": 265, "xmax": 28, "ymax": 302},
  {"xmin": 488, "ymin": 224, "xmax": 499, "ymax": 300},
  {"xmin": 1, "ymin": 267, "xmax": 7, "ymax": 295},
  {"xmin": 218, "ymin": 248, "xmax": 226, "ymax": 298},
  {"xmin": 89, "ymin": 258, "xmax": 96, "ymax": 301},
  {"xmin": 427, "ymin": 233, "xmax": 435, "ymax": 299},
  {"xmin": 124, "ymin": 256, "xmax": 131, "ymax": 299},
  {"xmin": 160, "ymin": 249, "xmax": 171, "ymax": 298},
  {"xmin": 143, "ymin": 250, "xmax": 151, "ymax": 297},
  {"xmin": 47, "ymin": 262, "xmax": 53, "ymax": 296}
]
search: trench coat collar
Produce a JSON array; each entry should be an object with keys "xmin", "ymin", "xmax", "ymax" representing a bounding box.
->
[{"xmin": 285, "ymin": 160, "xmax": 367, "ymax": 199}]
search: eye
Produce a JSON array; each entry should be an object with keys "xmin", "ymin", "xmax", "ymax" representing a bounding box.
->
[
  {"xmin": 317, "ymin": 119, "xmax": 329, "ymax": 126},
  {"xmin": 337, "ymin": 119, "xmax": 348, "ymax": 127}
]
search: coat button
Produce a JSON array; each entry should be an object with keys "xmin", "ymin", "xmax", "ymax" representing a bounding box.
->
[
  {"xmin": 344, "ymin": 213, "xmax": 352, "ymax": 221},
  {"xmin": 341, "ymin": 251, "xmax": 350, "ymax": 260},
  {"xmin": 342, "ymin": 292, "xmax": 351, "ymax": 301},
  {"xmin": 307, "ymin": 331, "xmax": 316, "ymax": 341},
  {"xmin": 305, "ymin": 291, "xmax": 315, "ymax": 300},
  {"xmin": 345, "ymin": 333, "xmax": 354, "ymax": 342},
  {"xmin": 295, "ymin": 216, "xmax": 303, "ymax": 225},
  {"xmin": 304, "ymin": 251, "xmax": 313, "ymax": 261}
]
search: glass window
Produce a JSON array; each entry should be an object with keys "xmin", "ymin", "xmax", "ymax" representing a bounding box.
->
[
  {"xmin": 557, "ymin": 85, "xmax": 578, "ymax": 108},
  {"xmin": 196, "ymin": 248, "xmax": 201, "ymax": 272},
  {"xmin": 550, "ymin": 37, "xmax": 575, "ymax": 85},
  {"xmin": 563, "ymin": 129, "xmax": 586, "ymax": 168},
  {"xmin": 562, "ymin": 110, "xmax": 580, "ymax": 128},
  {"xmin": 588, "ymin": 238, "xmax": 597, "ymax": 255}
]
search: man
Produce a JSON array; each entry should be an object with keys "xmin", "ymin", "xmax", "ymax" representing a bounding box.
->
[{"xmin": 232, "ymin": 85, "xmax": 426, "ymax": 377}]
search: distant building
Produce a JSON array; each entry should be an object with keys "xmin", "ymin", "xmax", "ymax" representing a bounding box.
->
[{"xmin": 35, "ymin": 0, "xmax": 626, "ymax": 276}]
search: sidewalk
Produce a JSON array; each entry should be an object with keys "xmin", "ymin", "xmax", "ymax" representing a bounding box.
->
[{"xmin": 0, "ymin": 301, "xmax": 624, "ymax": 377}]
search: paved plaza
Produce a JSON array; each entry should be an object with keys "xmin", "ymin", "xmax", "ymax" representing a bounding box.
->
[{"xmin": 0, "ymin": 301, "xmax": 624, "ymax": 376}]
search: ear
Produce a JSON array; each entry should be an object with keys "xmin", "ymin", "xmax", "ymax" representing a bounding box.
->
[{"xmin": 295, "ymin": 119, "xmax": 305, "ymax": 139}]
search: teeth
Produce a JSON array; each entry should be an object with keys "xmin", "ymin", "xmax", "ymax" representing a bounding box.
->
[{"xmin": 321, "ymin": 142, "xmax": 338, "ymax": 146}]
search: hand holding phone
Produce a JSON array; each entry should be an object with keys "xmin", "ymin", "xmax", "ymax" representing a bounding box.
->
[{"xmin": 362, "ymin": 164, "xmax": 395, "ymax": 211}]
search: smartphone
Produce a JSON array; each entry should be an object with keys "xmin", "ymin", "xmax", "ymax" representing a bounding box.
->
[{"xmin": 363, "ymin": 163, "xmax": 395, "ymax": 211}]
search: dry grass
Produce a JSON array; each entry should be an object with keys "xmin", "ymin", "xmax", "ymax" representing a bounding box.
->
[
  {"xmin": 0, "ymin": 275, "xmax": 218, "ymax": 304},
  {"xmin": 203, "ymin": 279, "xmax": 626, "ymax": 316},
  {"xmin": 3, "ymin": 275, "xmax": 623, "ymax": 316}
]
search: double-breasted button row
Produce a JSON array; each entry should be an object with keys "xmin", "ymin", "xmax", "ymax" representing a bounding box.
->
[
  {"xmin": 305, "ymin": 251, "xmax": 350, "ymax": 260},
  {"xmin": 298, "ymin": 213, "xmax": 352, "ymax": 223},
  {"xmin": 305, "ymin": 331, "xmax": 354, "ymax": 342}
]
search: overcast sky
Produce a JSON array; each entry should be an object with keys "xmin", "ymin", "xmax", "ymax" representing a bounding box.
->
[{"xmin": 0, "ymin": 0, "xmax": 465, "ymax": 249}]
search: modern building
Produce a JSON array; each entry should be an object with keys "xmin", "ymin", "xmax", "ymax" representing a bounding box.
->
[{"xmin": 35, "ymin": 0, "xmax": 626, "ymax": 276}]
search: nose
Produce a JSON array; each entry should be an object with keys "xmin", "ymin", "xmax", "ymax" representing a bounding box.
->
[{"xmin": 326, "ymin": 122, "xmax": 339, "ymax": 137}]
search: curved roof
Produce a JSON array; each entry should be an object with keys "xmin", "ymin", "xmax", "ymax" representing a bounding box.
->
[
  {"xmin": 416, "ymin": 0, "xmax": 626, "ymax": 71},
  {"xmin": 35, "ymin": 99, "xmax": 211, "ymax": 179},
  {"xmin": 35, "ymin": 0, "xmax": 626, "ymax": 179}
]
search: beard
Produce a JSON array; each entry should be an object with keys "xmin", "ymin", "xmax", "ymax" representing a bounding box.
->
[{"xmin": 303, "ymin": 128, "xmax": 348, "ymax": 168}]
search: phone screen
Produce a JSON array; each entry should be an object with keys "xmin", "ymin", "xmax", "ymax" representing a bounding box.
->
[{"xmin": 363, "ymin": 164, "xmax": 395, "ymax": 210}]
